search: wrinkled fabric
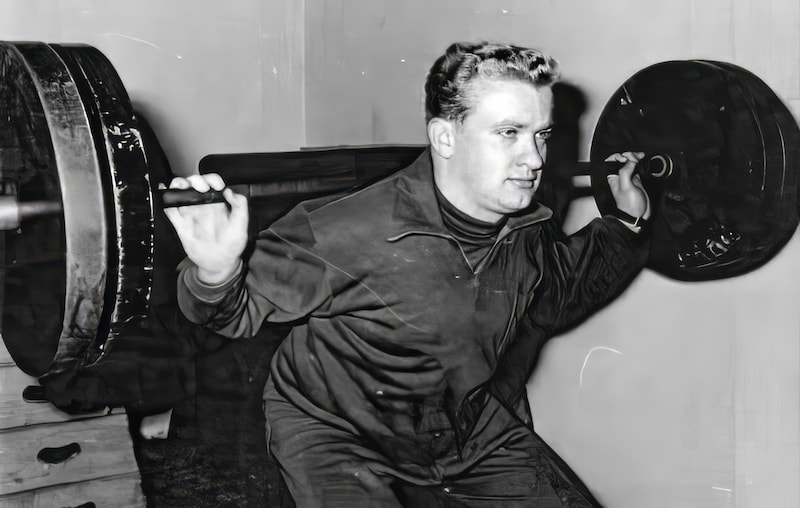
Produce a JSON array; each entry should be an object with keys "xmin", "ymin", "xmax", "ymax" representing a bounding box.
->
[{"xmin": 178, "ymin": 149, "xmax": 649, "ymax": 506}]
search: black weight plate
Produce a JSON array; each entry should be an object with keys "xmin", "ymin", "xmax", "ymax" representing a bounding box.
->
[
  {"xmin": 0, "ymin": 43, "xmax": 66, "ymax": 376},
  {"xmin": 591, "ymin": 60, "xmax": 799, "ymax": 280},
  {"xmin": 51, "ymin": 44, "xmax": 155, "ymax": 362},
  {"xmin": 0, "ymin": 42, "xmax": 108, "ymax": 376}
]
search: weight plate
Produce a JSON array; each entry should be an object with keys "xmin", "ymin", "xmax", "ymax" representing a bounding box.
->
[
  {"xmin": 0, "ymin": 42, "xmax": 108, "ymax": 376},
  {"xmin": 1, "ymin": 42, "xmax": 156, "ymax": 378},
  {"xmin": 591, "ymin": 60, "xmax": 799, "ymax": 280},
  {"xmin": 51, "ymin": 44, "xmax": 155, "ymax": 359}
]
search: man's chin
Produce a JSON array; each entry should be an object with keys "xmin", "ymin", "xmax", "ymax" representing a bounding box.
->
[{"xmin": 500, "ymin": 196, "xmax": 536, "ymax": 215}]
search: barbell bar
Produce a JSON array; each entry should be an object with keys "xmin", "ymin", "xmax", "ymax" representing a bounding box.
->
[
  {"xmin": 158, "ymin": 152, "xmax": 675, "ymax": 209},
  {"xmin": 0, "ymin": 150, "xmax": 677, "ymax": 227}
]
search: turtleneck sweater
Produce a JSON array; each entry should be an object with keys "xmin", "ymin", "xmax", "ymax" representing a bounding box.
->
[{"xmin": 435, "ymin": 185, "xmax": 507, "ymax": 269}]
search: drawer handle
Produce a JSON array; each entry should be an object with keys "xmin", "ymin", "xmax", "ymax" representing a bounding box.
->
[
  {"xmin": 22, "ymin": 385, "xmax": 48, "ymax": 402},
  {"xmin": 37, "ymin": 442, "xmax": 81, "ymax": 464},
  {"xmin": 69, "ymin": 503, "xmax": 96, "ymax": 508}
]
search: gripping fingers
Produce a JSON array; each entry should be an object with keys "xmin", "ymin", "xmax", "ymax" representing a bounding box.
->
[
  {"xmin": 184, "ymin": 174, "xmax": 213, "ymax": 193},
  {"xmin": 166, "ymin": 176, "xmax": 191, "ymax": 190},
  {"xmin": 166, "ymin": 173, "xmax": 226, "ymax": 194},
  {"xmin": 604, "ymin": 151, "xmax": 644, "ymax": 178},
  {"xmin": 224, "ymin": 188, "xmax": 249, "ymax": 228},
  {"xmin": 603, "ymin": 151, "xmax": 644, "ymax": 164},
  {"xmin": 201, "ymin": 173, "xmax": 226, "ymax": 191},
  {"xmin": 605, "ymin": 151, "xmax": 644, "ymax": 188},
  {"xmin": 161, "ymin": 180, "xmax": 189, "ymax": 228},
  {"xmin": 604, "ymin": 151, "xmax": 651, "ymax": 222},
  {"xmin": 161, "ymin": 174, "xmax": 232, "ymax": 232}
]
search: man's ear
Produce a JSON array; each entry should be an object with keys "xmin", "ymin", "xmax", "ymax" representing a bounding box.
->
[{"xmin": 427, "ymin": 118, "xmax": 455, "ymax": 159}]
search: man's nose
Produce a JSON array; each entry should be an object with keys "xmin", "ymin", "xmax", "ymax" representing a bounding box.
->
[{"xmin": 517, "ymin": 136, "xmax": 544, "ymax": 171}]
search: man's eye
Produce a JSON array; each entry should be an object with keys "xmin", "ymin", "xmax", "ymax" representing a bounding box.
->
[
  {"xmin": 537, "ymin": 129, "xmax": 553, "ymax": 140},
  {"xmin": 499, "ymin": 129, "xmax": 518, "ymax": 137}
]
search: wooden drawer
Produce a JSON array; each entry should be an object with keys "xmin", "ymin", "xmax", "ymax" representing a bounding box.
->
[
  {"xmin": 0, "ymin": 336, "xmax": 144, "ymax": 506},
  {"xmin": 0, "ymin": 337, "xmax": 123, "ymax": 429},
  {"xmin": 0, "ymin": 362, "xmax": 123, "ymax": 429},
  {"xmin": 0, "ymin": 413, "xmax": 140, "ymax": 496},
  {"xmin": 0, "ymin": 472, "xmax": 145, "ymax": 507}
]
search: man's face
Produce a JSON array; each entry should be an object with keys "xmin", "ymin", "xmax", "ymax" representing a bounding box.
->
[{"xmin": 444, "ymin": 78, "xmax": 553, "ymax": 223}]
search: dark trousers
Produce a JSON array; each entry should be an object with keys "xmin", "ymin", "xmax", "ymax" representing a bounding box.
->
[{"xmin": 264, "ymin": 380, "xmax": 600, "ymax": 508}]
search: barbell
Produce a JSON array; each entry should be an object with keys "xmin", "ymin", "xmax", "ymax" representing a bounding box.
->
[{"xmin": 0, "ymin": 42, "xmax": 797, "ymax": 380}]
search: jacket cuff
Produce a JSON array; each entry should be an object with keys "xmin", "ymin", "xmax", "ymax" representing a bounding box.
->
[
  {"xmin": 180, "ymin": 259, "xmax": 243, "ymax": 304},
  {"xmin": 603, "ymin": 214, "xmax": 649, "ymax": 235}
]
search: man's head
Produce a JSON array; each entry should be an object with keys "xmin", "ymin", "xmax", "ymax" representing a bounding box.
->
[{"xmin": 425, "ymin": 42, "xmax": 560, "ymax": 223}]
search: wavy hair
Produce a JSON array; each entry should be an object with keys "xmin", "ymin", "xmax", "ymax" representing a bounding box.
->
[{"xmin": 424, "ymin": 41, "xmax": 560, "ymax": 124}]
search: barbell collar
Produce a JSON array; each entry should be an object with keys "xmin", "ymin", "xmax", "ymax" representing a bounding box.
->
[{"xmin": 0, "ymin": 196, "xmax": 63, "ymax": 230}]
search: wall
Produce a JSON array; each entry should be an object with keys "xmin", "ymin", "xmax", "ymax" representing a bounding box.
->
[
  {"xmin": 305, "ymin": 0, "xmax": 800, "ymax": 153},
  {"xmin": 0, "ymin": 0, "xmax": 306, "ymax": 176},
  {"xmin": 1, "ymin": 1, "xmax": 798, "ymax": 506}
]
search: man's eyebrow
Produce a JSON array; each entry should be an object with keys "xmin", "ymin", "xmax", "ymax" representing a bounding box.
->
[
  {"xmin": 492, "ymin": 120, "xmax": 527, "ymax": 128},
  {"xmin": 491, "ymin": 120, "xmax": 553, "ymax": 130}
]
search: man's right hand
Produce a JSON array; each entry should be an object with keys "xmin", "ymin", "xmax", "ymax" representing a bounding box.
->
[{"xmin": 162, "ymin": 173, "xmax": 249, "ymax": 285}]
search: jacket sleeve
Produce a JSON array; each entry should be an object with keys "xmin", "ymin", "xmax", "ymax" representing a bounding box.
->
[
  {"xmin": 176, "ymin": 205, "xmax": 336, "ymax": 339},
  {"xmin": 489, "ymin": 216, "xmax": 649, "ymax": 409},
  {"xmin": 528, "ymin": 216, "xmax": 650, "ymax": 335}
]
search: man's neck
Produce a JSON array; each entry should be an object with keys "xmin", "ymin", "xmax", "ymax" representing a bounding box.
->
[{"xmin": 432, "ymin": 158, "xmax": 503, "ymax": 224}]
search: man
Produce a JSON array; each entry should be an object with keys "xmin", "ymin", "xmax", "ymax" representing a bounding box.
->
[{"xmin": 166, "ymin": 41, "xmax": 650, "ymax": 507}]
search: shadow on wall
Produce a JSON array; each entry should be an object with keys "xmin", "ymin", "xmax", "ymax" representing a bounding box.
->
[{"xmin": 538, "ymin": 81, "xmax": 589, "ymax": 226}]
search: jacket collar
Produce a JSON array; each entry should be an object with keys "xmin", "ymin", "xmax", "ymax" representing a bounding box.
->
[{"xmin": 387, "ymin": 147, "xmax": 553, "ymax": 242}]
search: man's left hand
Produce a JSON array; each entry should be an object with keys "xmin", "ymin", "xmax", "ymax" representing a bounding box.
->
[{"xmin": 605, "ymin": 151, "xmax": 650, "ymax": 223}]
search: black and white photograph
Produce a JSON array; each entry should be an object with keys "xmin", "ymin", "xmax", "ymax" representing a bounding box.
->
[{"xmin": 0, "ymin": 1, "xmax": 798, "ymax": 506}]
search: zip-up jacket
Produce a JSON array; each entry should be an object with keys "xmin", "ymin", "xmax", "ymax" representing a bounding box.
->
[{"xmin": 177, "ymin": 148, "xmax": 649, "ymax": 480}]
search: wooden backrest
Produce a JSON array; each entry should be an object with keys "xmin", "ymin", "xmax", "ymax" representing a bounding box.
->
[{"xmin": 199, "ymin": 145, "xmax": 427, "ymax": 231}]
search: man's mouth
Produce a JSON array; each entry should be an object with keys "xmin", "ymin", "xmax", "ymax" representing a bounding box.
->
[{"xmin": 508, "ymin": 178, "xmax": 536, "ymax": 189}]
